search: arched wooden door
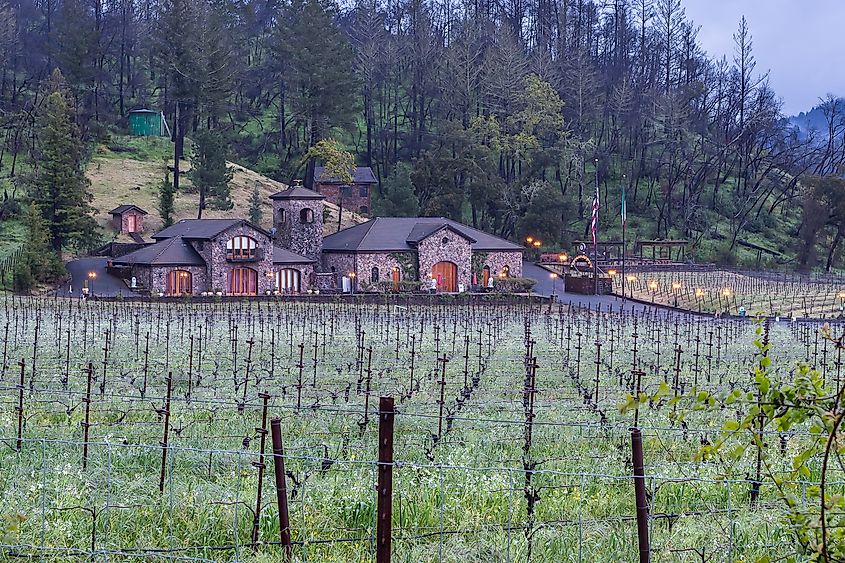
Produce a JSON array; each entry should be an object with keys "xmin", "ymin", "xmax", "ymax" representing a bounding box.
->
[
  {"xmin": 228, "ymin": 267, "xmax": 258, "ymax": 295},
  {"xmin": 482, "ymin": 266, "xmax": 490, "ymax": 288},
  {"xmin": 166, "ymin": 270, "xmax": 192, "ymax": 295},
  {"xmin": 431, "ymin": 261, "xmax": 458, "ymax": 292},
  {"xmin": 391, "ymin": 267, "xmax": 401, "ymax": 291}
]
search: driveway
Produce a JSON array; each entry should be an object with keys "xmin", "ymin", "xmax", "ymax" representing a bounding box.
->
[
  {"xmin": 57, "ymin": 257, "xmax": 135, "ymax": 298},
  {"xmin": 523, "ymin": 261, "xmax": 659, "ymax": 314}
]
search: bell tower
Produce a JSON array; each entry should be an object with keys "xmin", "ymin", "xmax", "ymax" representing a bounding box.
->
[{"xmin": 270, "ymin": 180, "xmax": 325, "ymax": 262}]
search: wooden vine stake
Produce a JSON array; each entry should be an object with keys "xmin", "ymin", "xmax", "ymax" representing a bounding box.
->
[
  {"xmin": 270, "ymin": 417, "xmax": 292, "ymax": 560},
  {"xmin": 376, "ymin": 396, "xmax": 395, "ymax": 563}
]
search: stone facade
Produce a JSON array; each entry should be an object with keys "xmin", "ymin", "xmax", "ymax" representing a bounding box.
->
[
  {"xmin": 272, "ymin": 197, "xmax": 324, "ymax": 262},
  {"xmin": 196, "ymin": 223, "xmax": 275, "ymax": 295},
  {"xmin": 112, "ymin": 209, "xmax": 146, "ymax": 234},
  {"xmin": 315, "ymin": 182, "xmax": 371, "ymax": 215},
  {"xmin": 323, "ymin": 252, "xmax": 414, "ymax": 291},
  {"xmin": 417, "ymin": 229, "xmax": 473, "ymax": 290},
  {"xmin": 481, "ymin": 251, "xmax": 523, "ymax": 279},
  {"xmin": 274, "ymin": 263, "xmax": 315, "ymax": 293},
  {"xmin": 148, "ymin": 265, "xmax": 209, "ymax": 295},
  {"xmin": 323, "ymin": 242, "xmax": 520, "ymax": 293}
]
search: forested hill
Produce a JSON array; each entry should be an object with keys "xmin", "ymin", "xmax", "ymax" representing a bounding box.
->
[{"xmin": 0, "ymin": 0, "xmax": 843, "ymax": 268}]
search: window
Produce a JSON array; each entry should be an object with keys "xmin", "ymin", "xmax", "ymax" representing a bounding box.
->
[
  {"xmin": 226, "ymin": 236, "xmax": 257, "ymax": 260},
  {"xmin": 371, "ymin": 266, "xmax": 379, "ymax": 284},
  {"xmin": 359, "ymin": 185, "xmax": 369, "ymax": 197},
  {"xmin": 441, "ymin": 236, "xmax": 449, "ymax": 245},
  {"xmin": 228, "ymin": 267, "xmax": 258, "ymax": 295},
  {"xmin": 275, "ymin": 269, "xmax": 301, "ymax": 293},
  {"xmin": 358, "ymin": 206, "xmax": 369, "ymax": 215},
  {"xmin": 300, "ymin": 208, "xmax": 314, "ymax": 224},
  {"xmin": 166, "ymin": 270, "xmax": 192, "ymax": 295},
  {"xmin": 340, "ymin": 185, "xmax": 351, "ymax": 196},
  {"xmin": 278, "ymin": 208, "xmax": 286, "ymax": 223}
]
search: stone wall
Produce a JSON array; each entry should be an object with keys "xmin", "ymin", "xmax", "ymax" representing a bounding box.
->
[
  {"xmin": 314, "ymin": 182, "xmax": 371, "ymax": 215},
  {"xmin": 199, "ymin": 223, "xmax": 275, "ymax": 294},
  {"xmin": 272, "ymin": 198, "xmax": 324, "ymax": 262},
  {"xmin": 483, "ymin": 251, "xmax": 524, "ymax": 278},
  {"xmin": 417, "ymin": 231, "xmax": 473, "ymax": 290},
  {"xmin": 147, "ymin": 265, "xmax": 209, "ymax": 295}
]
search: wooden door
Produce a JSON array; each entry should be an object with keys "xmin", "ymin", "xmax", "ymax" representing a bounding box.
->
[
  {"xmin": 228, "ymin": 267, "xmax": 258, "ymax": 295},
  {"xmin": 126, "ymin": 214, "xmax": 137, "ymax": 233},
  {"xmin": 482, "ymin": 266, "xmax": 490, "ymax": 288},
  {"xmin": 431, "ymin": 261, "xmax": 457, "ymax": 292},
  {"xmin": 167, "ymin": 270, "xmax": 192, "ymax": 295},
  {"xmin": 392, "ymin": 267, "xmax": 400, "ymax": 291}
]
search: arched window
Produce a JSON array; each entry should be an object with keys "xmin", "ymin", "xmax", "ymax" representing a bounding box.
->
[
  {"xmin": 358, "ymin": 205, "xmax": 369, "ymax": 215},
  {"xmin": 226, "ymin": 236, "xmax": 257, "ymax": 260},
  {"xmin": 275, "ymin": 269, "xmax": 301, "ymax": 293},
  {"xmin": 501, "ymin": 265, "xmax": 510, "ymax": 277},
  {"xmin": 166, "ymin": 270, "xmax": 192, "ymax": 295},
  {"xmin": 278, "ymin": 208, "xmax": 286, "ymax": 223},
  {"xmin": 300, "ymin": 208, "xmax": 314, "ymax": 223},
  {"xmin": 228, "ymin": 267, "xmax": 258, "ymax": 295},
  {"xmin": 371, "ymin": 266, "xmax": 380, "ymax": 284}
]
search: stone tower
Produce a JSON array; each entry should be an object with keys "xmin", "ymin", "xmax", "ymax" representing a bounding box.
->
[{"xmin": 270, "ymin": 180, "xmax": 325, "ymax": 263}]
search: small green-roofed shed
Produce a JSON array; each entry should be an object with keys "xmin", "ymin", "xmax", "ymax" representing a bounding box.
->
[{"xmin": 128, "ymin": 109, "xmax": 163, "ymax": 137}]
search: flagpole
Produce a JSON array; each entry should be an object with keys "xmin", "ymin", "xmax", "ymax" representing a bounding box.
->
[
  {"xmin": 622, "ymin": 176, "xmax": 627, "ymax": 303},
  {"xmin": 594, "ymin": 158, "xmax": 599, "ymax": 296}
]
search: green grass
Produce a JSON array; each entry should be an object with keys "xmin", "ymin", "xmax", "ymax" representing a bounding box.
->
[
  {"xmin": 95, "ymin": 134, "xmax": 176, "ymax": 162},
  {"xmin": 0, "ymin": 298, "xmax": 834, "ymax": 561}
]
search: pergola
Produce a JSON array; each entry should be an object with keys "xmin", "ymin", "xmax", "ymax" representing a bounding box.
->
[
  {"xmin": 634, "ymin": 240, "xmax": 689, "ymax": 262},
  {"xmin": 573, "ymin": 240, "xmax": 625, "ymax": 263}
]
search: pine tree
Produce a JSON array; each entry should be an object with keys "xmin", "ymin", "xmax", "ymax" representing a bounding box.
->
[
  {"xmin": 374, "ymin": 163, "xmax": 419, "ymax": 217},
  {"xmin": 31, "ymin": 69, "xmax": 97, "ymax": 256},
  {"xmin": 14, "ymin": 205, "xmax": 64, "ymax": 293},
  {"xmin": 248, "ymin": 184, "xmax": 263, "ymax": 225},
  {"xmin": 189, "ymin": 129, "xmax": 233, "ymax": 217},
  {"xmin": 158, "ymin": 172, "xmax": 175, "ymax": 227}
]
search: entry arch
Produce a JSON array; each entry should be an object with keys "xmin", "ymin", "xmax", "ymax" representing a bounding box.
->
[{"xmin": 431, "ymin": 261, "xmax": 458, "ymax": 292}]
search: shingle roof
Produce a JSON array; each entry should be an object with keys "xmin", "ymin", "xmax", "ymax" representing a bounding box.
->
[
  {"xmin": 153, "ymin": 219, "xmax": 271, "ymax": 240},
  {"xmin": 273, "ymin": 246, "xmax": 314, "ymax": 265},
  {"xmin": 322, "ymin": 217, "xmax": 523, "ymax": 253},
  {"xmin": 269, "ymin": 186, "xmax": 326, "ymax": 200},
  {"xmin": 314, "ymin": 166, "xmax": 377, "ymax": 184},
  {"xmin": 109, "ymin": 204, "xmax": 148, "ymax": 215},
  {"xmin": 112, "ymin": 237, "xmax": 205, "ymax": 266}
]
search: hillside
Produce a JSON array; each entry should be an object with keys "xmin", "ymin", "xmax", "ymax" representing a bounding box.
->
[{"xmin": 87, "ymin": 136, "xmax": 364, "ymax": 240}]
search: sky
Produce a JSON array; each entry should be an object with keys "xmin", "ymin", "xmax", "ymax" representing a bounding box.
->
[{"xmin": 681, "ymin": 0, "xmax": 845, "ymax": 116}]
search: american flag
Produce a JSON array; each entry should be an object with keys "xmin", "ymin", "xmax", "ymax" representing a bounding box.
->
[{"xmin": 590, "ymin": 185, "xmax": 599, "ymax": 246}]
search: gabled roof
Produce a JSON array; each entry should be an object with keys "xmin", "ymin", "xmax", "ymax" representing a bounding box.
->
[
  {"xmin": 273, "ymin": 246, "xmax": 314, "ymax": 265},
  {"xmin": 322, "ymin": 217, "xmax": 523, "ymax": 253},
  {"xmin": 109, "ymin": 204, "xmax": 148, "ymax": 215},
  {"xmin": 406, "ymin": 223, "xmax": 476, "ymax": 246},
  {"xmin": 112, "ymin": 237, "xmax": 205, "ymax": 266},
  {"xmin": 128, "ymin": 108, "xmax": 158, "ymax": 114},
  {"xmin": 270, "ymin": 186, "xmax": 325, "ymax": 200},
  {"xmin": 153, "ymin": 219, "xmax": 271, "ymax": 240},
  {"xmin": 314, "ymin": 166, "xmax": 377, "ymax": 185}
]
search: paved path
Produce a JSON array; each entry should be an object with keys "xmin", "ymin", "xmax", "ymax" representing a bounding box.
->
[
  {"xmin": 57, "ymin": 257, "xmax": 133, "ymax": 298},
  {"xmin": 523, "ymin": 261, "xmax": 663, "ymax": 314}
]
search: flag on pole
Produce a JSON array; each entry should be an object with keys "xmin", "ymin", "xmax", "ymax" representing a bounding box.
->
[
  {"xmin": 621, "ymin": 188, "xmax": 627, "ymax": 228},
  {"xmin": 590, "ymin": 185, "xmax": 600, "ymax": 246}
]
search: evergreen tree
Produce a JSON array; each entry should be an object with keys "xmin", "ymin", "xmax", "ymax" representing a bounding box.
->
[
  {"xmin": 14, "ymin": 205, "xmax": 64, "ymax": 293},
  {"xmin": 274, "ymin": 0, "xmax": 359, "ymax": 145},
  {"xmin": 189, "ymin": 129, "xmax": 233, "ymax": 217},
  {"xmin": 374, "ymin": 163, "xmax": 419, "ymax": 217},
  {"xmin": 158, "ymin": 172, "xmax": 175, "ymax": 227},
  {"xmin": 248, "ymin": 184, "xmax": 263, "ymax": 225},
  {"xmin": 31, "ymin": 70, "xmax": 97, "ymax": 256}
]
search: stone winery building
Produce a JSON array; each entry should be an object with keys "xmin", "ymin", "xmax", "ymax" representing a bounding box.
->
[{"xmin": 110, "ymin": 183, "xmax": 523, "ymax": 296}]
